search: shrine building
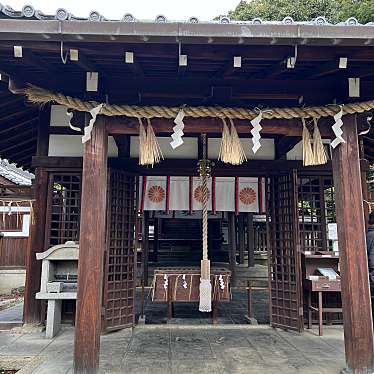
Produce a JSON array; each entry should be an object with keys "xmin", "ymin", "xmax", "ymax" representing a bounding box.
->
[{"xmin": 0, "ymin": 5, "xmax": 374, "ymax": 373}]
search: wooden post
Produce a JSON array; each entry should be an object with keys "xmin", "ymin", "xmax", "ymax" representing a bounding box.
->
[
  {"xmin": 24, "ymin": 106, "xmax": 50, "ymax": 324},
  {"xmin": 142, "ymin": 211, "xmax": 149, "ymax": 287},
  {"xmin": 153, "ymin": 218, "xmax": 160, "ymax": 262},
  {"xmin": 228, "ymin": 213, "xmax": 236, "ymax": 285},
  {"xmin": 23, "ymin": 168, "xmax": 48, "ymax": 324},
  {"xmin": 331, "ymin": 114, "xmax": 374, "ymax": 374},
  {"xmin": 74, "ymin": 117, "xmax": 108, "ymax": 374},
  {"xmin": 247, "ymin": 213, "xmax": 255, "ymax": 268},
  {"xmin": 238, "ymin": 214, "xmax": 245, "ymax": 264}
]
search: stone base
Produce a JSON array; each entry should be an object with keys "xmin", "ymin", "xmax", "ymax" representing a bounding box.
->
[
  {"xmin": 138, "ymin": 316, "xmax": 146, "ymax": 325},
  {"xmin": 0, "ymin": 268, "xmax": 25, "ymax": 294},
  {"xmin": 244, "ymin": 315, "xmax": 258, "ymax": 325},
  {"xmin": 11, "ymin": 323, "xmax": 45, "ymax": 334}
]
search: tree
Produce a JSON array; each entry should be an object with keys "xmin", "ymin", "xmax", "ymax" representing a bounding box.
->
[{"xmin": 228, "ymin": 0, "xmax": 374, "ymax": 24}]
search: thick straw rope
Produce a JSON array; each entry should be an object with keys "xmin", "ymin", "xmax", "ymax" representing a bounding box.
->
[{"xmin": 25, "ymin": 85, "xmax": 374, "ymax": 120}]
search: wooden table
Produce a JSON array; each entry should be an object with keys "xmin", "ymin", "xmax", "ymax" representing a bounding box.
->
[
  {"xmin": 152, "ymin": 267, "xmax": 231, "ymax": 323},
  {"xmin": 304, "ymin": 277, "xmax": 342, "ymax": 336}
]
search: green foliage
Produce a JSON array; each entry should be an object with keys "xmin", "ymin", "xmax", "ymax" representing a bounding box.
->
[{"xmin": 228, "ymin": 0, "xmax": 374, "ymax": 24}]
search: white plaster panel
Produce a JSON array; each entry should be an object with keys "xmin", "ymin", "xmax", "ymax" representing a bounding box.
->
[
  {"xmin": 208, "ymin": 138, "xmax": 275, "ymax": 160},
  {"xmin": 130, "ymin": 136, "xmax": 198, "ymax": 159},
  {"xmin": 48, "ymin": 135, "xmax": 118, "ymax": 157},
  {"xmin": 50, "ymin": 105, "xmax": 70, "ymax": 127},
  {"xmin": 286, "ymin": 140, "xmax": 331, "ymax": 160},
  {"xmin": 286, "ymin": 141, "xmax": 303, "ymax": 160}
]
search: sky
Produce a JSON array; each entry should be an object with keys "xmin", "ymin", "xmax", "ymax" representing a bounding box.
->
[{"xmin": 4, "ymin": 0, "xmax": 240, "ymax": 21}]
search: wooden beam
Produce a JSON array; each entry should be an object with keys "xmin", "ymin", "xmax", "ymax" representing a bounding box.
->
[
  {"xmin": 20, "ymin": 48, "xmax": 59, "ymax": 74},
  {"xmin": 304, "ymin": 60, "xmax": 342, "ymax": 79},
  {"xmin": 331, "ymin": 114, "xmax": 374, "ymax": 373},
  {"xmin": 0, "ymin": 116, "xmax": 38, "ymax": 134},
  {"xmin": 106, "ymin": 116, "xmax": 333, "ymax": 137},
  {"xmin": 74, "ymin": 116, "xmax": 108, "ymax": 373},
  {"xmin": 23, "ymin": 168, "xmax": 48, "ymax": 324},
  {"xmin": 275, "ymin": 136, "xmax": 300, "ymax": 159},
  {"xmin": 113, "ymin": 135, "xmax": 130, "ymax": 158}
]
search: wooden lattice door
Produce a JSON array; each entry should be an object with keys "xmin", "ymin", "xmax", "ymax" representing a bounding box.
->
[
  {"xmin": 267, "ymin": 170, "xmax": 303, "ymax": 332},
  {"xmin": 102, "ymin": 169, "xmax": 136, "ymax": 331}
]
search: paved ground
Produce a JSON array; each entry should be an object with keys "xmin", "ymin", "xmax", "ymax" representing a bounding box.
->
[
  {"xmin": 0, "ymin": 303, "xmax": 23, "ymax": 322},
  {"xmin": 0, "ymin": 325, "xmax": 345, "ymax": 374}
]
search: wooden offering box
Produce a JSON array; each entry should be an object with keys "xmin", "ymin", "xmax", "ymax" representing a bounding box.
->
[{"xmin": 152, "ymin": 267, "xmax": 231, "ymax": 303}]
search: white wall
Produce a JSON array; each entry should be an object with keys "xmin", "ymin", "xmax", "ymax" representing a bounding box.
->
[
  {"xmin": 0, "ymin": 269, "xmax": 25, "ymax": 294},
  {"xmin": 130, "ymin": 136, "xmax": 198, "ymax": 159},
  {"xmin": 48, "ymin": 135, "xmax": 118, "ymax": 157},
  {"xmin": 209, "ymin": 138, "xmax": 275, "ymax": 160},
  {"xmin": 287, "ymin": 140, "xmax": 331, "ymax": 160}
]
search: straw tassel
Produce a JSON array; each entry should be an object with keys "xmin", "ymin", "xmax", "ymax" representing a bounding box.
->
[
  {"xmin": 229, "ymin": 119, "xmax": 247, "ymax": 165},
  {"xmin": 302, "ymin": 119, "xmax": 314, "ymax": 166},
  {"xmin": 312, "ymin": 118, "xmax": 328, "ymax": 165},
  {"xmin": 218, "ymin": 118, "xmax": 247, "ymax": 165},
  {"xmin": 138, "ymin": 118, "xmax": 164, "ymax": 167},
  {"xmin": 219, "ymin": 119, "xmax": 231, "ymax": 164}
]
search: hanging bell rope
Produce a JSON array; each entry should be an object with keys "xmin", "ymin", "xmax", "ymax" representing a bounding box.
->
[
  {"xmin": 198, "ymin": 134, "xmax": 212, "ymax": 313},
  {"xmin": 25, "ymin": 85, "xmax": 374, "ymax": 120}
]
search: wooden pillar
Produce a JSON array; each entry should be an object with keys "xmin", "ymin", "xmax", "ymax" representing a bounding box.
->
[
  {"xmin": 142, "ymin": 211, "xmax": 149, "ymax": 287},
  {"xmin": 153, "ymin": 218, "xmax": 160, "ymax": 263},
  {"xmin": 23, "ymin": 168, "xmax": 48, "ymax": 324},
  {"xmin": 74, "ymin": 117, "xmax": 108, "ymax": 374},
  {"xmin": 247, "ymin": 213, "xmax": 255, "ymax": 268},
  {"xmin": 331, "ymin": 114, "xmax": 374, "ymax": 374},
  {"xmin": 228, "ymin": 213, "xmax": 236, "ymax": 285},
  {"xmin": 238, "ymin": 214, "xmax": 245, "ymax": 264},
  {"xmin": 23, "ymin": 106, "xmax": 50, "ymax": 324}
]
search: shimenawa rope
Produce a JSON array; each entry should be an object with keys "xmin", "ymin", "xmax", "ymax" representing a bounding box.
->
[{"xmin": 25, "ymin": 85, "xmax": 374, "ymax": 120}]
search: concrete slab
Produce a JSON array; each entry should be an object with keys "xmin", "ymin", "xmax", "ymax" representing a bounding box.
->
[{"xmin": 0, "ymin": 325, "xmax": 346, "ymax": 374}]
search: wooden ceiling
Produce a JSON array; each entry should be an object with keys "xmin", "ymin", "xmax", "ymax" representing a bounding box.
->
[{"xmin": 0, "ymin": 39, "xmax": 374, "ymax": 167}]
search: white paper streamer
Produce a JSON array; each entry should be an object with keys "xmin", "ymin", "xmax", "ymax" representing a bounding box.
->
[
  {"xmin": 331, "ymin": 107, "xmax": 345, "ymax": 149},
  {"xmin": 163, "ymin": 274, "xmax": 168, "ymax": 290},
  {"xmin": 82, "ymin": 104, "xmax": 104, "ymax": 144},
  {"xmin": 182, "ymin": 274, "xmax": 188, "ymax": 289},
  {"xmin": 170, "ymin": 109, "xmax": 185, "ymax": 149},
  {"xmin": 66, "ymin": 110, "xmax": 82, "ymax": 132},
  {"xmin": 250, "ymin": 112, "xmax": 263, "ymax": 154},
  {"xmin": 219, "ymin": 274, "xmax": 225, "ymax": 290}
]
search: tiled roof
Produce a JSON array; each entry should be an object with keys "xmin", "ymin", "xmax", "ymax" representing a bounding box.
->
[
  {"xmin": 0, "ymin": 3, "xmax": 372, "ymax": 26},
  {"xmin": 0, "ymin": 158, "xmax": 34, "ymax": 185}
]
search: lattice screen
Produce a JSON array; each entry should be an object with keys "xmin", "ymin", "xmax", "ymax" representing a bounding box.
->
[
  {"xmin": 298, "ymin": 175, "xmax": 335, "ymax": 253},
  {"xmin": 45, "ymin": 173, "xmax": 82, "ymax": 247},
  {"xmin": 267, "ymin": 171, "xmax": 303, "ymax": 332},
  {"xmin": 103, "ymin": 169, "xmax": 136, "ymax": 331}
]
